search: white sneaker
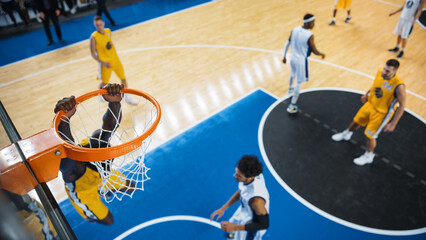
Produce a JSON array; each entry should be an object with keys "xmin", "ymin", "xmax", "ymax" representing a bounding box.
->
[
  {"xmin": 353, "ymin": 152, "xmax": 374, "ymax": 166},
  {"xmin": 286, "ymin": 104, "xmax": 298, "ymax": 114},
  {"xmin": 124, "ymin": 94, "xmax": 138, "ymax": 105},
  {"xmin": 331, "ymin": 130, "xmax": 352, "ymax": 141}
]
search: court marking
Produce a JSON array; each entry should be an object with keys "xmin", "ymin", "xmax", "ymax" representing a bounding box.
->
[
  {"xmin": 113, "ymin": 215, "xmax": 221, "ymax": 240},
  {"xmin": 374, "ymin": 0, "xmax": 401, "ymax": 7},
  {"xmin": 258, "ymin": 87, "xmax": 426, "ymax": 236},
  {"xmin": 1, "ymin": 44, "xmax": 425, "ymax": 103}
]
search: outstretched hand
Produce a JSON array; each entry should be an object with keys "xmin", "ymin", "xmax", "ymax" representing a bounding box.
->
[
  {"xmin": 54, "ymin": 96, "xmax": 77, "ymax": 118},
  {"xmin": 103, "ymin": 83, "xmax": 124, "ymax": 102},
  {"xmin": 210, "ymin": 208, "xmax": 225, "ymax": 221}
]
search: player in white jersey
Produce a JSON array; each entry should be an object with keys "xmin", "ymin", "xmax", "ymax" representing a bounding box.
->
[
  {"xmin": 282, "ymin": 14, "xmax": 325, "ymax": 114},
  {"xmin": 210, "ymin": 155, "xmax": 269, "ymax": 240},
  {"xmin": 388, "ymin": 0, "xmax": 424, "ymax": 58}
]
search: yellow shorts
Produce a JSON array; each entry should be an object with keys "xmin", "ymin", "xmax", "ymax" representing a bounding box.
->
[
  {"xmin": 353, "ymin": 102, "xmax": 393, "ymax": 139},
  {"xmin": 65, "ymin": 167, "xmax": 109, "ymax": 222},
  {"xmin": 97, "ymin": 59, "xmax": 126, "ymax": 84},
  {"xmin": 335, "ymin": 0, "xmax": 352, "ymax": 10}
]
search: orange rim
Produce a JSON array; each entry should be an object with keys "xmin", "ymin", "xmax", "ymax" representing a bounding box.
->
[{"xmin": 52, "ymin": 88, "xmax": 161, "ymax": 162}]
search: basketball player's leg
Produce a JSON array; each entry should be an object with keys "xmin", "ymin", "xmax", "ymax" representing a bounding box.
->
[
  {"xmin": 64, "ymin": 167, "xmax": 114, "ymax": 225},
  {"xmin": 99, "ymin": 63, "xmax": 112, "ymax": 89},
  {"xmin": 329, "ymin": 0, "xmax": 339, "ymax": 25},
  {"xmin": 332, "ymin": 102, "xmax": 369, "ymax": 141},
  {"xmin": 113, "ymin": 60, "xmax": 138, "ymax": 105},
  {"xmin": 287, "ymin": 58, "xmax": 304, "ymax": 113},
  {"xmin": 389, "ymin": 18, "xmax": 406, "ymax": 53},
  {"xmin": 396, "ymin": 22, "xmax": 412, "ymax": 58},
  {"xmin": 288, "ymin": 59, "xmax": 296, "ymax": 94}
]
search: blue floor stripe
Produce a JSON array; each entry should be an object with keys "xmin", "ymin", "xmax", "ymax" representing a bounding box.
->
[{"xmin": 0, "ymin": 0, "xmax": 211, "ymax": 67}]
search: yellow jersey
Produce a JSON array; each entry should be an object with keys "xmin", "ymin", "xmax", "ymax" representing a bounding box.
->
[
  {"xmin": 91, "ymin": 28, "xmax": 119, "ymax": 62},
  {"xmin": 368, "ymin": 69, "xmax": 404, "ymax": 114}
]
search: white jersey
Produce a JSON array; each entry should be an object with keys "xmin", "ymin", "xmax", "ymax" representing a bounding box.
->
[
  {"xmin": 290, "ymin": 26, "xmax": 313, "ymax": 59},
  {"xmin": 229, "ymin": 174, "xmax": 270, "ymax": 240},
  {"xmin": 400, "ymin": 0, "xmax": 420, "ymax": 20}
]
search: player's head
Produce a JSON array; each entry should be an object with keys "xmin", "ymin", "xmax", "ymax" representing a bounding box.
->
[
  {"xmin": 381, "ymin": 59, "xmax": 399, "ymax": 80},
  {"xmin": 234, "ymin": 155, "xmax": 263, "ymax": 183},
  {"xmin": 80, "ymin": 129, "xmax": 110, "ymax": 148},
  {"xmin": 303, "ymin": 13, "xmax": 315, "ymax": 29},
  {"xmin": 94, "ymin": 15, "xmax": 105, "ymax": 32}
]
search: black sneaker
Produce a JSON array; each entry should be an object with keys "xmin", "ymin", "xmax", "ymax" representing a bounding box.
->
[
  {"xmin": 396, "ymin": 51, "xmax": 404, "ymax": 58},
  {"xmin": 328, "ymin": 21, "xmax": 335, "ymax": 26},
  {"xmin": 345, "ymin": 17, "xmax": 351, "ymax": 23},
  {"xmin": 59, "ymin": 39, "xmax": 65, "ymax": 44},
  {"xmin": 47, "ymin": 40, "xmax": 53, "ymax": 45},
  {"xmin": 388, "ymin": 47, "xmax": 399, "ymax": 52}
]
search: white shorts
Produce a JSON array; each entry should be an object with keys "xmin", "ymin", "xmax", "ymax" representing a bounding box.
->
[
  {"xmin": 229, "ymin": 206, "xmax": 267, "ymax": 240},
  {"xmin": 393, "ymin": 18, "xmax": 414, "ymax": 39},
  {"xmin": 290, "ymin": 56, "xmax": 309, "ymax": 83}
]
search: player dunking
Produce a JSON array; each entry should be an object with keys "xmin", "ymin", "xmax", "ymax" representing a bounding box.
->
[
  {"xmin": 90, "ymin": 16, "xmax": 137, "ymax": 105},
  {"xmin": 388, "ymin": 0, "xmax": 424, "ymax": 58},
  {"xmin": 282, "ymin": 13, "xmax": 325, "ymax": 114},
  {"xmin": 332, "ymin": 59, "xmax": 406, "ymax": 166},
  {"xmin": 56, "ymin": 83, "xmax": 134, "ymax": 224},
  {"xmin": 329, "ymin": 0, "xmax": 353, "ymax": 26}
]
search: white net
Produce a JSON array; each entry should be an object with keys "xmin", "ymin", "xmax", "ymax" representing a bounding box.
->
[{"xmin": 57, "ymin": 93, "xmax": 159, "ymax": 202}]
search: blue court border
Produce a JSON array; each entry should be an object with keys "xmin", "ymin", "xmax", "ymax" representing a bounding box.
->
[{"xmin": 0, "ymin": 0, "xmax": 212, "ymax": 67}]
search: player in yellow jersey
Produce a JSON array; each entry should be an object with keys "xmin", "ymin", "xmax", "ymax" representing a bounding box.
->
[
  {"xmin": 329, "ymin": 0, "xmax": 353, "ymax": 26},
  {"xmin": 331, "ymin": 59, "xmax": 406, "ymax": 166},
  {"xmin": 90, "ymin": 16, "xmax": 137, "ymax": 105}
]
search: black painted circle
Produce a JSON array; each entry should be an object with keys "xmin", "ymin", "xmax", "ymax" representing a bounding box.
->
[{"xmin": 262, "ymin": 90, "xmax": 426, "ymax": 230}]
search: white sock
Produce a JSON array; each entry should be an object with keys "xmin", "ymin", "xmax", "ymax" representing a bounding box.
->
[
  {"xmin": 291, "ymin": 83, "xmax": 301, "ymax": 104},
  {"xmin": 332, "ymin": 17, "xmax": 336, "ymax": 22},
  {"xmin": 400, "ymin": 48, "xmax": 404, "ymax": 52},
  {"xmin": 396, "ymin": 44, "xmax": 400, "ymax": 48}
]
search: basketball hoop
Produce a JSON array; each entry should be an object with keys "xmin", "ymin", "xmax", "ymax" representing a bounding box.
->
[{"xmin": 0, "ymin": 88, "xmax": 161, "ymax": 202}]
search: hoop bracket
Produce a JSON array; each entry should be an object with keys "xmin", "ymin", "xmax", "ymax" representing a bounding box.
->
[{"xmin": 0, "ymin": 129, "xmax": 65, "ymax": 195}]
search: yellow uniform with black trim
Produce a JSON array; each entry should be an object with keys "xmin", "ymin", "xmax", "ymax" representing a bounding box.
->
[
  {"xmin": 64, "ymin": 165, "xmax": 127, "ymax": 222},
  {"xmin": 92, "ymin": 28, "xmax": 125, "ymax": 84},
  {"xmin": 353, "ymin": 69, "xmax": 404, "ymax": 139},
  {"xmin": 335, "ymin": 0, "xmax": 353, "ymax": 10}
]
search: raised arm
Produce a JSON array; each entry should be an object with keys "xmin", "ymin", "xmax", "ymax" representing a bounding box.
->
[
  {"xmin": 101, "ymin": 84, "xmax": 123, "ymax": 132},
  {"xmin": 55, "ymin": 96, "xmax": 77, "ymax": 143},
  {"xmin": 308, "ymin": 35, "xmax": 325, "ymax": 59}
]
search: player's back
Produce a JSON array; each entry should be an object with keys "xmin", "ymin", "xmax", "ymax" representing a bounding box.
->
[{"xmin": 290, "ymin": 26, "xmax": 313, "ymax": 59}]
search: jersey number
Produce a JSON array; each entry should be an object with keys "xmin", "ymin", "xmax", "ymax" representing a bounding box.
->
[
  {"xmin": 406, "ymin": 0, "xmax": 414, "ymax": 8},
  {"xmin": 382, "ymin": 81, "xmax": 394, "ymax": 91}
]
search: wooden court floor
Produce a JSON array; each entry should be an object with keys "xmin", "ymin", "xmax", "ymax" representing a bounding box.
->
[{"xmin": 0, "ymin": 0, "xmax": 425, "ymax": 199}]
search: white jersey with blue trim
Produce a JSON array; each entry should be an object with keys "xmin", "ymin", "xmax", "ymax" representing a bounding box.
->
[
  {"xmin": 237, "ymin": 173, "xmax": 270, "ymax": 224},
  {"xmin": 401, "ymin": 0, "xmax": 420, "ymax": 20},
  {"xmin": 290, "ymin": 26, "xmax": 313, "ymax": 59}
]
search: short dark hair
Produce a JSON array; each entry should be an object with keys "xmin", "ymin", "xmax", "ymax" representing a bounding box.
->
[
  {"xmin": 386, "ymin": 59, "xmax": 400, "ymax": 69},
  {"xmin": 94, "ymin": 15, "xmax": 103, "ymax": 21},
  {"xmin": 304, "ymin": 13, "xmax": 314, "ymax": 21},
  {"xmin": 237, "ymin": 155, "xmax": 263, "ymax": 178}
]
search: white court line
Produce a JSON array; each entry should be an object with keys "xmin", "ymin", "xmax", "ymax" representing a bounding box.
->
[
  {"xmin": 1, "ymin": 45, "xmax": 425, "ymax": 102},
  {"xmin": 114, "ymin": 215, "xmax": 221, "ymax": 240},
  {"xmin": 374, "ymin": 0, "xmax": 401, "ymax": 7},
  {"xmin": 0, "ymin": 0, "xmax": 217, "ymax": 69},
  {"xmin": 258, "ymin": 87, "xmax": 426, "ymax": 236}
]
